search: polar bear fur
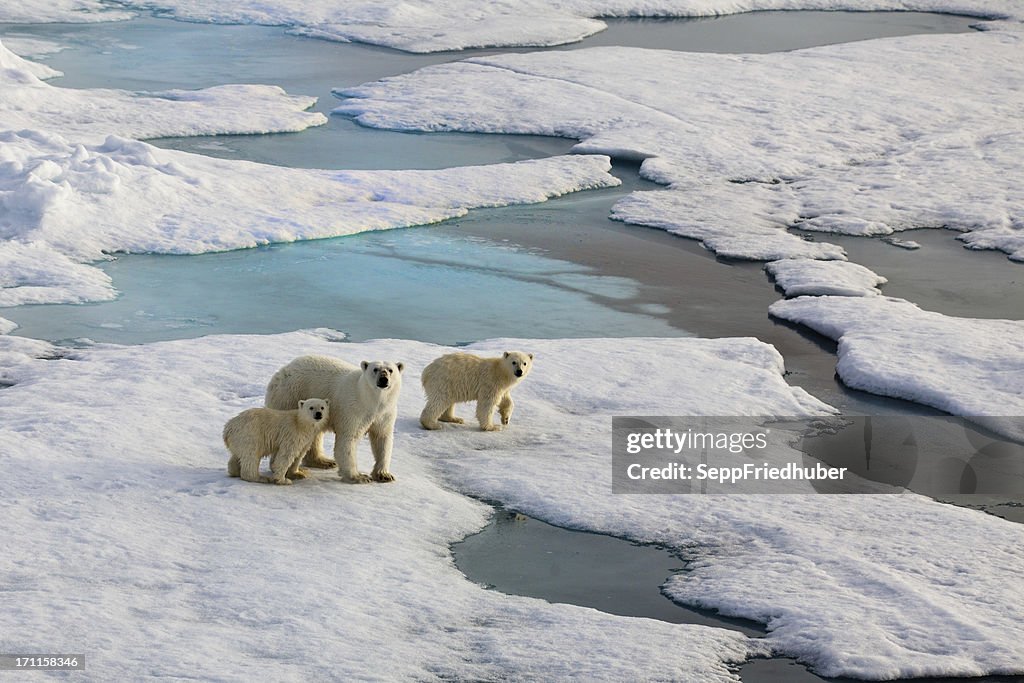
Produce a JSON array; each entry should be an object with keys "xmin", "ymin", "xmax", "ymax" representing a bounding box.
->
[
  {"xmin": 420, "ymin": 351, "xmax": 534, "ymax": 431},
  {"xmin": 265, "ymin": 355, "xmax": 404, "ymax": 483},
  {"xmin": 224, "ymin": 398, "xmax": 329, "ymax": 485}
]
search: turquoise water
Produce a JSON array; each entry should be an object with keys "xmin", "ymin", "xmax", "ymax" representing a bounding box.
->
[{"xmin": 7, "ymin": 221, "xmax": 681, "ymax": 345}]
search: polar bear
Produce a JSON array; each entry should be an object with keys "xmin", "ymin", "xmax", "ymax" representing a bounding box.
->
[
  {"xmin": 224, "ymin": 399, "xmax": 330, "ymax": 485},
  {"xmin": 265, "ymin": 356, "xmax": 403, "ymax": 483},
  {"xmin": 420, "ymin": 351, "xmax": 534, "ymax": 431}
]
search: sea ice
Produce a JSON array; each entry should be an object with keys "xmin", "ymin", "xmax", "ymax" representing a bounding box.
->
[
  {"xmin": 0, "ymin": 40, "xmax": 326, "ymax": 142},
  {"xmin": 0, "ymin": 40, "xmax": 619, "ymax": 308},
  {"xmin": 2, "ymin": 331, "xmax": 1022, "ymax": 679},
  {"xmin": 11, "ymin": 0, "xmax": 1020, "ymax": 51},
  {"xmin": 769, "ymin": 295, "xmax": 1024, "ymax": 441},
  {"xmin": 0, "ymin": 129, "xmax": 619, "ymax": 306},
  {"xmin": 0, "ymin": 331, "xmax": 782, "ymax": 681},
  {"xmin": 337, "ymin": 28, "xmax": 1024, "ymax": 261},
  {"xmin": 766, "ymin": 258, "xmax": 887, "ymax": 297}
]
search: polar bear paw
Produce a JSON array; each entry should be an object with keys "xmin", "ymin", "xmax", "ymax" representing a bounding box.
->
[
  {"xmin": 304, "ymin": 457, "xmax": 337, "ymax": 469},
  {"xmin": 372, "ymin": 470, "xmax": 395, "ymax": 483},
  {"xmin": 342, "ymin": 471, "xmax": 373, "ymax": 484}
]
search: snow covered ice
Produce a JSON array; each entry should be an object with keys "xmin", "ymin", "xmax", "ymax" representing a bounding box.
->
[
  {"xmin": 0, "ymin": 40, "xmax": 619, "ymax": 307},
  {"xmin": 770, "ymin": 295, "xmax": 1024, "ymax": 442},
  {"xmin": 2, "ymin": 331, "xmax": 1023, "ymax": 679},
  {"xmin": 7, "ymin": 0, "xmax": 1022, "ymax": 51},
  {"xmin": 766, "ymin": 259, "xmax": 887, "ymax": 297},
  {"xmin": 337, "ymin": 26, "xmax": 1024, "ymax": 262}
]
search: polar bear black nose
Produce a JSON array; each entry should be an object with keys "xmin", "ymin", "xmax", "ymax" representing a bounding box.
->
[
  {"xmin": 314, "ymin": 411, "xmax": 323, "ymax": 420},
  {"xmin": 515, "ymin": 369, "xmax": 523, "ymax": 377},
  {"xmin": 377, "ymin": 377, "xmax": 389, "ymax": 388}
]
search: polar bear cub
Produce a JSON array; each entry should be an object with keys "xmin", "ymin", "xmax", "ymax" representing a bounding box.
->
[
  {"xmin": 420, "ymin": 351, "xmax": 533, "ymax": 431},
  {"xmin": 265, "ymin": 356, "xmax": 404, "ymax": 483},
  {"xmin": 224, "ymin": 399, "xmax": 329, "ymax": 485}
]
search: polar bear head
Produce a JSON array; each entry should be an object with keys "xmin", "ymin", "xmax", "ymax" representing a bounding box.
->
[
  {"xmin": 361, "ymin": 360, "xmax": 405, "ymax": 391},
  {"xmin": 502, "ymin": 351, "xmax": 534, "ymax": 379},
  {"xmin": 298, "ymin": 398, "xmax": 330, "ymax": 425}
]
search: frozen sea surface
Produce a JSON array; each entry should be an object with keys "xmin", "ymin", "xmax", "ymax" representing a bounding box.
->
[{"xmin": 4, "ymin": 331, "xmax": 1022, "ymax": 679}]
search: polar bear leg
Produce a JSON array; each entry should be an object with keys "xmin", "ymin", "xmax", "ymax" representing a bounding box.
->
[
  {"xmin": 335, "ymin": 437, "xmax": 371, "ymax": 484},
  {"xmin": 420, "ymin": 397, "xmax": 448, "ymax": 430},
  {"xmin": 269, "ymin": 452, "xmax": 295, "ymax": 485},
  {"xmin": 227, "ymin": 454, "xmax": 241, "ymax": 477},
  {"xmin": 369, "ymin": 422, "xmax": 395, "ymax": 483},
  {"xmin": 498, "ymin": 392, "xmax": 514, "ymax": 426},
  {"xmin": 302, "ymin": 431, "xmax": 336, "ymax": 469},
  {"xmin": 239, "ymin": 454, "xmax": 271, "ymax": 483},
  {"xmin": 439, "ymin": 405, "xmax": 463, "ymax": 424},
  {"xmin": 476, "ymin": 391, "xmax": 502, "ymax": 431},
  {"xmin": 285, "ymin": 456, "xmax": 308, "ymax": 480}
]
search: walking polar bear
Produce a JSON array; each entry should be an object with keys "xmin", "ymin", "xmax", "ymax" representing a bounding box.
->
[
  {"xmin": 265, "ymin": 356, "xmax": 404, "ymax": 483},
  {"xmin": 224, "ymin": 399, "xmax": 330, "ymax": 485},
  {"xmin": 420, "ymin": 351, "xmax": 533, "ymax": 431}
]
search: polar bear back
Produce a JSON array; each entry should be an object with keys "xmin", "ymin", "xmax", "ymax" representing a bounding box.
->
[
  {"xmin": 265, "ymin": 355, "xmax": 359, "ymax": 411},
  {"xmin": 265, "ymin": 355, "xmax": 400, "ymax": 436},
  {"xmin": 421, "ymin": 352, "xmax": 518, "ymax": 403},
  {"xmin": 223, "ymin": 407, "xmax": 320, "ymax": 457}
]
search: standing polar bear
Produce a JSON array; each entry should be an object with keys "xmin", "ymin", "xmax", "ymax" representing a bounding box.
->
[
  {"xmin": 420, "ymin": 351, "xmax": 534, "ymax": 431},
  {"xmin": 224, "ymin": 398, "xmax": 330, "ymax": 485},
  {"xmin": 265, "ymin": 356, "xmax": 403, "ymax": 483}
]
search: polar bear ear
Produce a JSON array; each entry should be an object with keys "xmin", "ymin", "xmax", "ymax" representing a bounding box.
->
[
  {"xmin": 503, "ymin": 351, "xmax": 509, "ymax": 358},
  {"xmin": 323, "ymin": 399, "xmax": 329, "ymax": 405},
  {"xmin": 361, "ymin": 360, "xmax": 369, "ymax": 371},
  {"xmin": 528, "ymin": 353, "xmax": 534, "ymax": 360},
  {"xmin": 396, "ymin": 362, "xmax": 404, "ymax": 373},
  {"xmin": 298, "ymin": 399, "xmax": 306, "ymax": 409}
]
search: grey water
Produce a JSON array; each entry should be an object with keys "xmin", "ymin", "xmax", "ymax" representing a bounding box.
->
[{"xmin": 455, "ymin": 510, "xmax": 1024, "ymax": 683}]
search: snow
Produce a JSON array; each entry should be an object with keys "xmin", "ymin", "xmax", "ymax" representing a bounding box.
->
[
  {"xmin": 766, "ymin": 258, "xmax": 887, "ymax": 297},
  {"xmin": 0, "ymin": 40, "xmax": 326, "ymax": 143},
  {"xmin": 609, "ymin": 181, "xmax": 846, "ymax": 260},
  {"xmin": 3, "ymin": 330, "xmax": 1022, "ymax": 679},
  {"xmin": 0, "ymin": 331, "xmax": 783, "ymax": 681},
  {"xmin": 882, "ymin": 236, "xmax": 921, "ymax": 250},
  {"xmin": 9, "ymin": 0, "xmax": 1021, "ymax": 50},
  {"xmin": 0, "ymin": 38, "xmax": 619, "ymax": 308},
  {"xmin": 0, "ymin": 39, "xmax": 62, "ymax": 80},
  {"xmin": 0, "ymin": 1, "xmax": 132, "ymax": 24},
  {"xmin": 769, "ymin": 295, "xmax": 1024, "ymax": 441},
  {"xmin": 336, "ymin": 28, "xmax": 1024, "ymax": 262},
  {"xmin": 0, "ymin": 36, "xmax": 68, "ymax": 59},
  {"xmin": 0, "ymin": 316, "xmax": 16, "ymax": 334},
  {"xmin": 0, "ymin": 129, "xmax": 618, "ymax": 306}
]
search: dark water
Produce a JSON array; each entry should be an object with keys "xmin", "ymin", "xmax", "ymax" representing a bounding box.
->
[{"xmin": 454, "ymin": 510, "xmax": 1024, "ymax": 683}]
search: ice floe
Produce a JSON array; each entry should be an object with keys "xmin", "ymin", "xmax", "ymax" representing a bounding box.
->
[
  {"xmin": 0, "ymin": 129, "xmax": 619, "ymax": 305},
  {"xmin": 9, "ymin": 0, "xmax": 1021, "ymax": 50},
  {"xmin": 0, "ymin": 40, "xmax": 326, "ymax": 142},
  {"xmin": 337, "ymin": 28, "xmax": 1024, "ymax": 261},
  {"xmin": 0, "ymin": 37, "xmax": 619, "ymax": 308},
  {"xmin": 0, "ymin": 331, "xmax": 786, "ymax": 681},
  {"xmin": 766, "ymin": 258, "xmax": 887, "ymax": 297},
  {"xmin": 770, "ymin": 295, "xmax": 1024, "ymax": 441},
  {"xmin": 3, "ymin": 330, "xmax": 1022, "ymax": 679}
]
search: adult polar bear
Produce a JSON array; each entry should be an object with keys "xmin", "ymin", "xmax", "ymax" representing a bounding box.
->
[{"xmin": 265, "ymin": 356, "xmax": 404, "ymax": 483}]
